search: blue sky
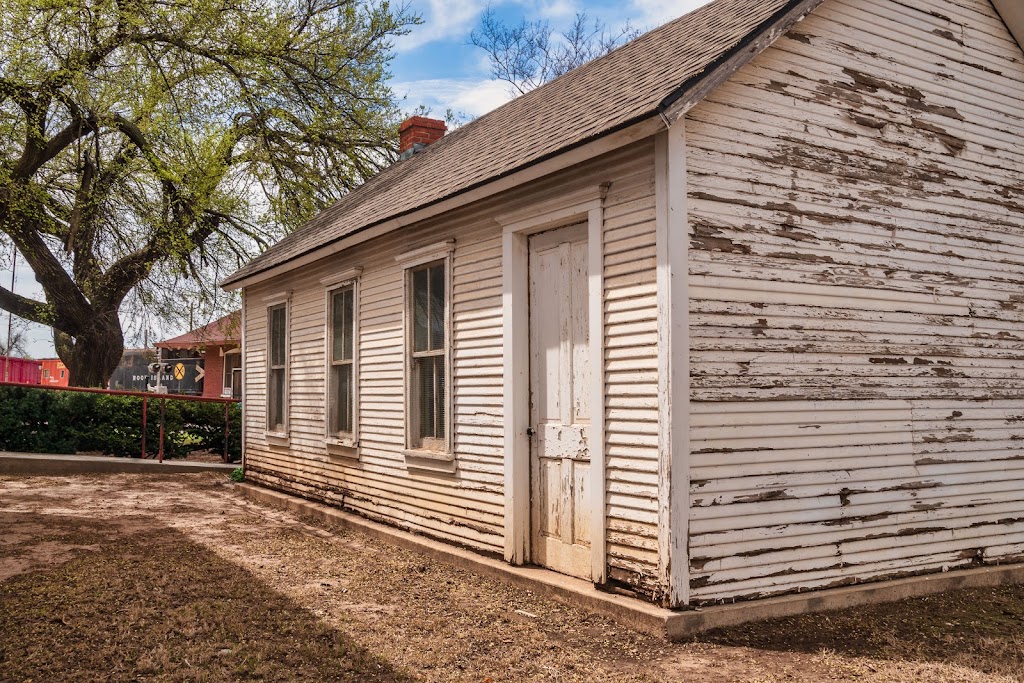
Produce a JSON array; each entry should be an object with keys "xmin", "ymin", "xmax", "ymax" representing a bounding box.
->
[
  {"xmin": 390, "ymin": 0, "xmax": 711, "ymax": 118},
  {"xmin": 3, "ymin": 0, "xmax": 711, "ymax": 359}
]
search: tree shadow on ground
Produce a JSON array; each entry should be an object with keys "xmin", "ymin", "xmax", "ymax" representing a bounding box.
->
[
  {"xmin": 694, "ymin": 584, "xmax": 1024, "ymax": 680},
  {"xmin": 0, "ymin": 513, "xmax": 412, "ymax": 682}
]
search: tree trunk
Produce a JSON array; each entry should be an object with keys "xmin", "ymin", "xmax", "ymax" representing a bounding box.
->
[{"xmin": 54, "ymin": 311, "xmax": 124, "ymax": 387}]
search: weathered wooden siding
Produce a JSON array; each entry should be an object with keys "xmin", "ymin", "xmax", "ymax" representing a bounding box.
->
[
  {"xmin": 685, "ymin": 0, "xmax": 1024, "ymax": 601},
  {"xmin": 243, "ymin": 140, "xmax": 664, "ymax": 593},
  {"xmin": 603, "ymin": 143, "xmax": 663, "ymax": 595}
]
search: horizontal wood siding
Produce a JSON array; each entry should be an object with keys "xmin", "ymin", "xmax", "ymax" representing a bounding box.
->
[
  {"xmin": 602, "ymin": 140, "xmax": 662, "ymax": 596},
  {"xmin": 243, "ymin": 141, "xmax": 664, "ymax": 594},
  {"xmin": 685, "ymin": 0, "xmax": 1024, "ymax": 602}
]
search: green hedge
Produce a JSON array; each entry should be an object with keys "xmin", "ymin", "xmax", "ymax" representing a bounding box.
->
[{"xmin": 0, "ymin": 386, "xmax": 241, "ymax": 461}]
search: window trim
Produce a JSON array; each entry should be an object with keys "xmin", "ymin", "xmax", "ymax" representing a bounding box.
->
[
  {"xmin": 264, "ymin": 293, "xmax": 290, "ymax": 442},
  {"xmin": 397, "ymin": 241, "xmax": 454, "ymax": 460},
  {"xmin": 322, "ymin": 269, "xmax": 361, "ymax": 453}
]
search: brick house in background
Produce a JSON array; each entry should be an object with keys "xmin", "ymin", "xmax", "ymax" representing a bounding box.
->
[{"xmin": 156, "ymin": 311, "xmax": 242, "ymax": 399}]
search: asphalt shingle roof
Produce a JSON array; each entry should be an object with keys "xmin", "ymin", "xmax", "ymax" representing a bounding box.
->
[{"xmin": 223, "ymin": 0, "xmax": 798, "ymax": 286}]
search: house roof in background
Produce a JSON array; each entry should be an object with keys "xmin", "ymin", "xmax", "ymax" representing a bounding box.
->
[
  {"xmin": 223, "ymin": 0, "xmax": 805, "ymax": 287},
  {"xmin": 156, "ymin": 311, "xmax": 241, "ymax": 349}
]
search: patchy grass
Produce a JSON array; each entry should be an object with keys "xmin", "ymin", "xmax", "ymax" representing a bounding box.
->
[
  {"xmin": 3, "ymin": 473, "xmax": 1024, "ymax": 682},
  {"xmin": 0, "ymin": 516, "xmax": 409, "ymax": 682}
]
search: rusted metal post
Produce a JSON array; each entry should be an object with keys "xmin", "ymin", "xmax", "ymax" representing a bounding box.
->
[
  {"xmin": 3, "ymin": 248, "xmax": 14, "ymax": 383},
  {"xmin": 158, "ymin": 398, "xmax": 166, "ymax": 463},
  {"xmin": 223, "ymin": 402, "xmax": 230, "ymax": 463},
  {"xmin": 141, "ymin": 396, "xmax": 148, "ymax": 458}
]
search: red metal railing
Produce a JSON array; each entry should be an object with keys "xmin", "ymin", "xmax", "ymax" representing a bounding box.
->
[{"xmin": 0, "ymin": 381, "xmax": 240, "ymax": 463}]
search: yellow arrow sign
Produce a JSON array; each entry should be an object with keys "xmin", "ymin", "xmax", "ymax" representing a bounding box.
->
[{"xmin": 195, "ymin": 366, "xmax": 205, "ymax": 383}]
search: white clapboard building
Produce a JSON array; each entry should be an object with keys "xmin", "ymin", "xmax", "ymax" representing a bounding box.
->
[{"xmin": 223, "ymin": 0, "xmax": 1024, "ymax": 609}]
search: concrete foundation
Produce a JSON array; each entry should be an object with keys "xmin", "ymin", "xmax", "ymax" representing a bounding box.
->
[
  {"xmin": 0, "ymin": 452, "xmax": 237, "ymax": 475},
  {"xmin": 235, "ymin": 481, "xmax": 1024, "ymax": 640}
]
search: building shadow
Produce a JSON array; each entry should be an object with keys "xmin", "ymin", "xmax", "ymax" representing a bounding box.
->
[{"xmin": 0, "ymin": 512, "xmax": 413, "ymax": 682}]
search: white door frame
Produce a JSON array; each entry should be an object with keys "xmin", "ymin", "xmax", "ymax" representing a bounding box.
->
[{"xmin": 499, "ymin": 184, "xmax": 608, "ymax": 583}]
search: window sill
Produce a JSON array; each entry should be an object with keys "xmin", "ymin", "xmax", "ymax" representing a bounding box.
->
[
  {"xmin": 266, "ymin": 432, "xmax": 290, "ymax": 448},
  {"xmin": 402, "ymin": 448, "xmax": 454, "ymax": 462},
  {"xmin": 326, "ymin": 438, "xmax": 359, "ymax": 459}
]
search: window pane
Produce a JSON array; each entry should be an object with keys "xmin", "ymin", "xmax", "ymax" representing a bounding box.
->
[
  {"xmin": 270, "ymin": 306, "xmax": 286, "ymax": 367},
  {"xmin": 434, "ymin": 356, "xmax": 445, "ymax": 440},
  {"xmin": 412, "ymin": 268, "xmax": 429, "ymax": 352},
  {"xmin": 429, "ymin": 263, "xmax": 445, "ymax": 351},
  {"xmin": 415, "ymin": 356, "xmax": 435, "ymax": 440},
  {"xmin": 224, "ymin": 354, "xmax": 240, "ymax": 389},
  {"xmin": 408, "ymin": 260, "xmax": 447, "ymax": 450},
  {"xmin": 331, "ymin": 364, "xmax": 353, "ymax": 434},
  {"xmin": 413, "ymin": 355, "xmax": 445, "ymax": 443},
  {"xmin": 342, "ymin": 287, "xmax": 353, "ymax": 360},
  {"xmin": 331, "ymin": 287, "xmax": 353, "ymax": 362},
  {"xmin": 269, "ymin": 367, "xmax": 285, "ymax": 431}
]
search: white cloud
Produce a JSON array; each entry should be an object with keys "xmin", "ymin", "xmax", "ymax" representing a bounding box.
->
[
  {"xmin": 396, "ymin": 0, "xmax": 491, "ymax": 52},
  {"xmin": 535, "ymin": 0, "xmax": 579, "ymax": 20},
  {"xmin": 395, "ymin": 77, "xmax": 518, "ymax": 118},
  {"xmin": 396, "ymin": 0, "xmax": 587, "ymax": 53}
]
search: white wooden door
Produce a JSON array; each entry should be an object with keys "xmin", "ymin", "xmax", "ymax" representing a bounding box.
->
[{"xmin": 529, "ymin": 223, "xmax": 592, "ymax": 579}]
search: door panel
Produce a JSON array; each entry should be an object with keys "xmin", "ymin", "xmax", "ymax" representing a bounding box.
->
[{"xmin": 529, "ymin": 223, "xmax": 591, "ymax": 579}]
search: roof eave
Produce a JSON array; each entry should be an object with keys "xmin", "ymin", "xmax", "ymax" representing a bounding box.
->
[
  {"xmin": 154, "ymin": 338, "xmax": 239, "ymax": 350},
  {"xmin": 221, "ymin": 114, "xmax": 666, "ymax": 291},
  {"xmin": 222, "ymin": 0, "xmax": 828, "ymax": 291}
]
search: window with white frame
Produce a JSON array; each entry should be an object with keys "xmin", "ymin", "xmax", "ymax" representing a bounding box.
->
[
  {"xmin": 267, "ymin": 303, "xmax": 288, "ymax": 433},
  {"xmin": 407, "ymin": 259, "xmax": 448, "ymax": 452},
  {"xmin": 222, "ymin": 351, "xmax": 241, "ymax": 399},
  {"xmin": 328, "ymin": 282, "xmax": 357, "ymax": 439}
]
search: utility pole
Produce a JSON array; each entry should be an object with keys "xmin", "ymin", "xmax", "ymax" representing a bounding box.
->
[{"xmin": 3, "ymin": 249, "xmax": 15, "ymax": 383}]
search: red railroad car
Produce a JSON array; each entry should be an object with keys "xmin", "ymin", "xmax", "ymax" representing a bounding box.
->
[{"xmin": 0, "ymin": 356, "xmax": 42, "ymax": 385}]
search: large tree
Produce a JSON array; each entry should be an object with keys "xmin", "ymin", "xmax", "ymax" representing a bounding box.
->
[
  {"xmin": 0, "ymin": 314, "xmax": 30, "ymax": 357},
  {"xmin": 0, "ymin": 0, "xmax": 415, "ymax": 386}
]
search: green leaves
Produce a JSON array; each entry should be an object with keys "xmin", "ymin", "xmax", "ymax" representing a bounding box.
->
[{"xmin": 0, "ymin": 0, "xmax": 418, "ymax": 384}]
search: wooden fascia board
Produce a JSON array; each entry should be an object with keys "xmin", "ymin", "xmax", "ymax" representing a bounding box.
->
[
  {"xmin": 992, "ymin": 0, "xmax": 1024, "ymax": 53},
  {"xmin": 659, "ymin": 0, "xmax": 827, "ymax": 124}
]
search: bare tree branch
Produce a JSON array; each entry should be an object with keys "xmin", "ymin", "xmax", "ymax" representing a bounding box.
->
[{"xmin": 470, "ymin": 10, "xmax": 641, "ymax": 95}]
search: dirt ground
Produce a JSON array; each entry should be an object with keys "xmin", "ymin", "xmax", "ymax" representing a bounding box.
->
[{"xmin": 1, "ymin": 473, "xmax": 1022, "ymax": 682}]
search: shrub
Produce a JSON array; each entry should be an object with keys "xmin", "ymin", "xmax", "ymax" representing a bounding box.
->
[{"xmin": 0, "ymin": 386, "xmax": 241, "ymax": 461}]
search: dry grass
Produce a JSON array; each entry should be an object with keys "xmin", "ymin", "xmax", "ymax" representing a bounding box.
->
[{"xmin": 3, "ymin": 473, "xmax": 1024, "ymax": 682}]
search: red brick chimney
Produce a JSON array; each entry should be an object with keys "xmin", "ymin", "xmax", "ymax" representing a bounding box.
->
[{"xmin": 399, "ymin": 116, "xmax": 446, "ymax": 156}]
